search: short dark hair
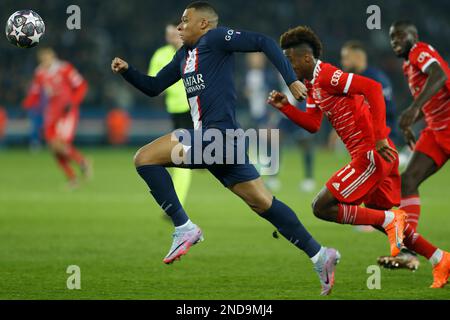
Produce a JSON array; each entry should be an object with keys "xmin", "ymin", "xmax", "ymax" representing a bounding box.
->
[
  {"xmin": 342, "ymin": 40, "xmax": 366, "ymax": 53},
  {"xmin": 391, "ymin": 20, "xmax": 416, "ymax": 29},
  {"xmin": 391, "ymin": 20, "xmax": 418, "ymax": 34},
  {"xmin": 280, "ymin": 26, "xmax": 323, "ymax": 59},
  {"xmin": 186, "ymin": 1, "xmax": 218, "ymax": 15}
]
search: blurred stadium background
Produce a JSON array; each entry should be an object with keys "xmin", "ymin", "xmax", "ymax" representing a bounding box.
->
[{"xmin": 1, "ymin": 0, "xmax": 449, "ymax": 146}]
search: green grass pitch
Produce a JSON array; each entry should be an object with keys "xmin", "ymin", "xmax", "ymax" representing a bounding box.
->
[{"xmin": 0, "ymin": 147, "xmax": 449, "ymax": 300}]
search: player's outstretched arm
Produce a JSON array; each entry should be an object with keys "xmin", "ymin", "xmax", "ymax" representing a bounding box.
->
[
  {"xmin": 267, "ymin": 90, "xmax": 322, "ymax": 133},
  {"xmin": 342, "ymin": 74, "xmax": 388, "ymax": 139},
  {"xmin": 111, "ymin": 55, "xmax": 181, "ymax": 97},
  {"xmin": 327, "ymin": 71, "xmax": 397, "ymax": 162},
  {"xmin": 207, "ymin": 28, "xmax": 306, "ymax": 100},
  {"xmin": 351, "ymin": 75, "xmax": 398, "ymax": 162},
  {"xmin": 111, "ymin": 57, "xmax": 129, "ymax": 74},
  {"xmin": 399, "ymin": 62, "xmax": 448, "ymax": 129},
  {"xmin": 72, "ymin": 81, "xmax": 88, "ymax": 107}
]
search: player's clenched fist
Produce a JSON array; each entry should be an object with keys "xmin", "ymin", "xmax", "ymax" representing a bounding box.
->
[
  {"xmin": 288, "ymin": 80, "xmax": 307, "ymax": 101},
  {"xmin": 267, "ymin": 90, "xmax": 289, "ymax": 109},
  {"xmin": 402, "ymin": 127, "xmax": 417, "ymax": 151},
  {"xmin": 111, "ymin": 57, "xmax": 129, "ymax": 74}
]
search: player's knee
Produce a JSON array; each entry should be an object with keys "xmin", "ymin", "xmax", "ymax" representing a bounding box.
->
[
  {"xmin": 133, "ymin": 147, "xmax": 154, "ymax": 167},
  {"xmin": 311, "ymin": 198, "xmax": 328, "ymax": 220},
  {"xmin": 133, "ymin": 149, "xmax": 143, "ymax": 167}
]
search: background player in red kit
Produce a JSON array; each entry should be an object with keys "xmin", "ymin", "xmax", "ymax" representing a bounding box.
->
[
  {"xmin": 379, "ymin": 21, "xmax": 450, "ymax": 285},
  {"xmin": 268, "ymin": 26, "xmax": 449, "ymax": 288},
  {"xmin": 23, "ymin": 48, "xmax": 92, "ymax": 187}
]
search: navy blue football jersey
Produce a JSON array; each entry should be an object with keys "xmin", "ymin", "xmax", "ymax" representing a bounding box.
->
[{"xmin": 123, "ymin": 27, "xmax": 297, "ymax": 130}]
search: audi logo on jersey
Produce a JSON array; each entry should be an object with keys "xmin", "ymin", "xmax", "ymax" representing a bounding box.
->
[
  {"xmin": 417, "ymin": 51, "xmax": 432, "ymax": 63},
  {"xmin": 331, "ymin": 69, "xmax": 344, "ymax": 86}
]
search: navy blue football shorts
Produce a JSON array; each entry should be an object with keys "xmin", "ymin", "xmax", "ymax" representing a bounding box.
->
[{"xmin": 172, "ymin": 128, "xmax": 260, "ymax": 188}]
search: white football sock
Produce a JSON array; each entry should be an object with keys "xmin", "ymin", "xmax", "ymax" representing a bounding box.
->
[
  {"xmin": 175, "ymin": 219, "xmax": 195, "ymax": 232},
  {"xmin": 429, "ymin": 249, "xmax": 444, "ymax": 266},
  {"xmin": 311, "ymin": 246, "xmax": 325, "ymax": 264},
  {"xmin": 382, "ymin": 211, "xmax": 395, "ymax": 228}
]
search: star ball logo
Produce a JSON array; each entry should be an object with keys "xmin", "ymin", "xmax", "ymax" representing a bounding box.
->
[
  {"xmin": 6, "ymin": 10, "xmax": 45, "ymax": 48},
  {"xmin": 5, "ymin": 5, "xmax": 83, "ymax": 49}
]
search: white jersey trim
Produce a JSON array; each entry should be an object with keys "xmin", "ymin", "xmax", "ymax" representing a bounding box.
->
[
  {"xmin": 343, "ymin": 73, "xmax": 354, "ymax": 94},
  {"xmin": 421, "ymin": 58, "xmax": 439, "ymax": 73}
]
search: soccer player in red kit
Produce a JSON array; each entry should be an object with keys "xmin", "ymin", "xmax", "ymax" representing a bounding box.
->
[
  {"xmin": 23, "ymin": 48, "xmax": 91, "ymax": 187},
  {"xmin": 380, "ymin": 21, "xmax": 450, "ymax": 287},
  {"xmin": 267, "ymin": 26, "xmax": 449, "ymax": 288}
]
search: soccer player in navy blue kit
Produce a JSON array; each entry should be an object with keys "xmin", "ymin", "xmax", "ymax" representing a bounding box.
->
[{"xmin": 112, "ymin": 1, "xmax": 340, "ymax": 295}]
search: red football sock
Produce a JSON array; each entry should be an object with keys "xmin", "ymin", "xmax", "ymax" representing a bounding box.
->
[
  {"xmin": 403, "ymin": 223, "xmax": 438, "ymax": 259},
  {"xmin": 67, "ymin": 145, "xmax": 85, "ymax": 165},
  {"xmin": 337, "ymin": 204, "xmax": 386, "ymax": 226},
  {"xmin": 55, "ymin": 153, "xmax": 76, "ymax": 180},
  {"xmin": 400, "ymin": 195, "xmax": 421, "ymax": 231}
]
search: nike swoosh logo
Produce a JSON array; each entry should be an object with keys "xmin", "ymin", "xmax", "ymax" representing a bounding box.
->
[
  {"xmin": 168, "ymin": 240, "xmax": 187, "ymax": 256},
  {"xmin": 324, "ymin": 271, "xmax": 330, "ymax": 285}
]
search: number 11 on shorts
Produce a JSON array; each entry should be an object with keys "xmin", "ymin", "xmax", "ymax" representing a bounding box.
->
[{"xmin": 337, "ymin": 165, "xmax": 356, "ymax": 182}]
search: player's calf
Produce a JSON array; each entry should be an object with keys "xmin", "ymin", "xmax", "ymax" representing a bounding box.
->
[
  {"xmin": 311, "ymin": 202, "xmax": 339, "ymax": 222},
  {"xmin": 311, "ymin": 189, "xmax": 339, "ymax": 222},
  {"xmin": 400, "ymin": 171, "xmax": 420, "ymax": 196}
]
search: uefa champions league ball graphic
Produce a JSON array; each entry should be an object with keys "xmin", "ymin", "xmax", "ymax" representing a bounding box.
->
[{"xmin": 5, "ymin": 10, "xmax": 45, "ymax": 48}]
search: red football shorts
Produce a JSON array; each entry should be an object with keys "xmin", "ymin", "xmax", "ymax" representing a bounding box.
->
[
  {"xmin": 44, "ymin": 107, "xmax": 79, "ymax": 143},
  {"xmin": 326, "ymin": 142, "xmax": 401, "ymax": 209},
  {"xmin": 414, "ymin": 127, "xmax": 450, "ymax": 168}
]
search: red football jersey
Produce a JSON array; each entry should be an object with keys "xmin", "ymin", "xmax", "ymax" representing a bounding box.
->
[
  {"xmin": 403, "ymin": 42, "xmax": 450, "ymax": 131},
  {"xmin": 23, "ymin": 61, "xmax": 87, "ymax": 120},
  {"xmin": 304, "ymin": 60, "xmax": 389, "ymax": 158}
]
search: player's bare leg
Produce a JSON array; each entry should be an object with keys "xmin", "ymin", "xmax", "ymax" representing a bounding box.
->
[
  {"xmin": 134, "ymin": 132, "xmax": 203, "ymax": 264},
  {"xmin": 230, "ymin": 178, "xmax": 340, "ymax": 296},
  {"xmin": 361, "ymin": 205, "xmax": 420, "ymax": 270},
  {"xmin": 400, "ymin": 151, "xmax": 437, "ymax": 234},
  {"xmin": 378, "ymin": 151, "xmax": 449, "ymax": 287},
  {"xmin": 402, "ymin": 151, "xmax": 438, "ymax": 197},
  {"xmin": 47, "ymin": 139, "xmax": 77, "ymax": 187},
  {"xmin": 378, "ymin": 152, "xmax": 436, "ymax": 270},
  {"xmin": 312, "ymin": 187, "xmax": 406, "ymax": 256},
  {"xmin": 48, "ymin": 138, "xmax": 91, "ymax": 184}
]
